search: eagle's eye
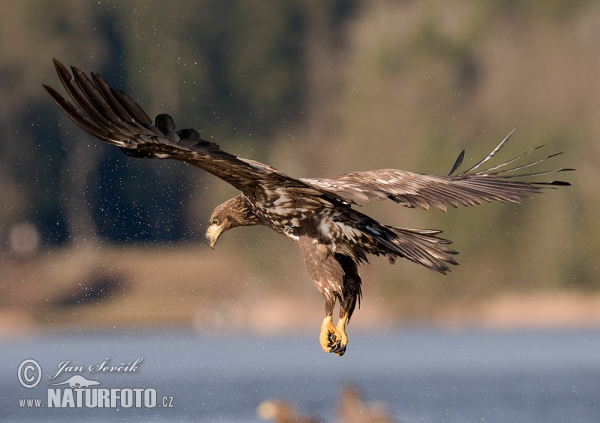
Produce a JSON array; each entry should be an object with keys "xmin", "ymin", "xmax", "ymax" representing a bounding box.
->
[{"xmin": 210, "ymin": 219, "xmax": 219, "ymax": 226}]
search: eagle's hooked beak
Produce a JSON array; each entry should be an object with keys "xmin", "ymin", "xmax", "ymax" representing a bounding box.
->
[{"xmin": 205, "ymin": 223, "xmax": 223, "ymax": 249}]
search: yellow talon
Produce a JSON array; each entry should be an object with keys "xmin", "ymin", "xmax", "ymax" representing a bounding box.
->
[
  {"xmin": 319, "ymin": 315, "xmax": 341, "ymax": 354},
  {"xmin": 319, "ymin": 313, "xmax": 349, "ymax": 356},
  {"xmin": 335, "ymin": 311, "xmax": 350, "ymax": 356}
]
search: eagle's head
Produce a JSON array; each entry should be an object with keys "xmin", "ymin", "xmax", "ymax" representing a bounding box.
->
[{"xmin": 205, "ymin": 195, "xmax": 260, "ymax": 248}]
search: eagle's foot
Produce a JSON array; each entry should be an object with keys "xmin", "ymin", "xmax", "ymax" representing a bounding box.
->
[
  {"xmin": 334, "ymin": 312, "xmax": 349, "ymax": 357},
  {"xmin": 319, "ymin": 315, "xmax": 347, "ymax": 356}
]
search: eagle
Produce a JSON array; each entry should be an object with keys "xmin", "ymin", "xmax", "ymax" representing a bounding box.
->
[{"xmin": 44, "ymin": 59, "xmax": 572, "ymax": 356}]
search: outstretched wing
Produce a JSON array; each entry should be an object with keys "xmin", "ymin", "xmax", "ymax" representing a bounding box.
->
[
  {"xmin": 303, "ymin": 132, "xmax": 573, "ymax": 212},
  {"xmin": 43, "ymin": 59, "xmax": 336, "ymax": 203}
]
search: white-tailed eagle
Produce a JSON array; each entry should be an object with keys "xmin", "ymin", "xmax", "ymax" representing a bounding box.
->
[{"xmin": 44, "ymin": 59, "xmax": 572, "ymax": 356}]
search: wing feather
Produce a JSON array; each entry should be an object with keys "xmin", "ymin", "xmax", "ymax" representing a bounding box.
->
[
  {"xmin": 45, "ymin": 59, "xmax": 571, "ymax": 212},
  {"xmin": 44, "ymin": 59, "xmax": 338, "ymax": 202},
  {"xmin": 303, "ymin": 135, "xmax": 573, "ymax": 212}
]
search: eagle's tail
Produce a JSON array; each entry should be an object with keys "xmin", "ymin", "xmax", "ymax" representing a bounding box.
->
[{"xmin": 378, "ymin": 226, "xmax": 459, "ymax": 274}]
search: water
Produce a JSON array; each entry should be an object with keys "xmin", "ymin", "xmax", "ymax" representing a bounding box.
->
[{"xmin": 1, "ymin": 328, "xmax": 598, "ymax": 422}]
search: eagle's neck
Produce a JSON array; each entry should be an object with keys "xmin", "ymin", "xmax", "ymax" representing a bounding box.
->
[{"xmin": 227, "ymin": 195, "xmax": 261, "ymax": 228}]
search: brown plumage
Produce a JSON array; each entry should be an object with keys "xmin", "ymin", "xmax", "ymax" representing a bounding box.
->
[{"xmin": 44, "ymin": 59, "xmax": 573, "ymax": 356}]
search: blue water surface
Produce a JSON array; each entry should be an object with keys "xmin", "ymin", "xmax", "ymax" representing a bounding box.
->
[{"xmin": 1, "ymin": 328, "xmax": 598, "ymax": 422}]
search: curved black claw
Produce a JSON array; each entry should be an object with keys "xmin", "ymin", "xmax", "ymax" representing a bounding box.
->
[{"xmin": 328, "ymin": 333, "xmax": 346, "ymax": 356}]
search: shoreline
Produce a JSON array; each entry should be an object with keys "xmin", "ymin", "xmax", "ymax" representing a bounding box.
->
[
  {"xmin": 2, "ymin": 290, "xmax": 600, "ymax": 339},
  {"xmin": 2, "ymin": 244, "xmax": 598, "ymax": 338}
]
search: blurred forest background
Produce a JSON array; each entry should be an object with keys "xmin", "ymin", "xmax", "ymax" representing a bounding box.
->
[{"xmin": 1, "ymin": 0, "xmax": 598, "ymax": 335}]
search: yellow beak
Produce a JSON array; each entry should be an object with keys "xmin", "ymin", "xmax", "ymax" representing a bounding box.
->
[{"xmin": 205, "ymin": 223, "xmax": 223, "ymax": 249}]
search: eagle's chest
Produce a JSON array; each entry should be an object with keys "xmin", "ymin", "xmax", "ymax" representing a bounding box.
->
[{"xmin": 253, "ymin": 204, "xmax": 309, "ymax": 241}]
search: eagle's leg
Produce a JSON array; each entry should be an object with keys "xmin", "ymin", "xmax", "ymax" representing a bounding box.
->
[
  {"xmin": 319, "ymin": 314, "xmax": 343, "ymax": 354},
  {"xmin": 331, "ymin": 255, "xmax": 361, "ymax": 357},
  {"xmin": 298, "ymin": 238, "xmax": 358, "ymax": 356},
  {"xmin": 319, "ymin": 295, "xmax": 345, "ymax": 354},
  {"xmin": 332, "ymin": 296, "xmax": 356, "ymax": 357},
  {"xmin": 319, "ymin": 295, "xmax": 356, "ymax": 357}
]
